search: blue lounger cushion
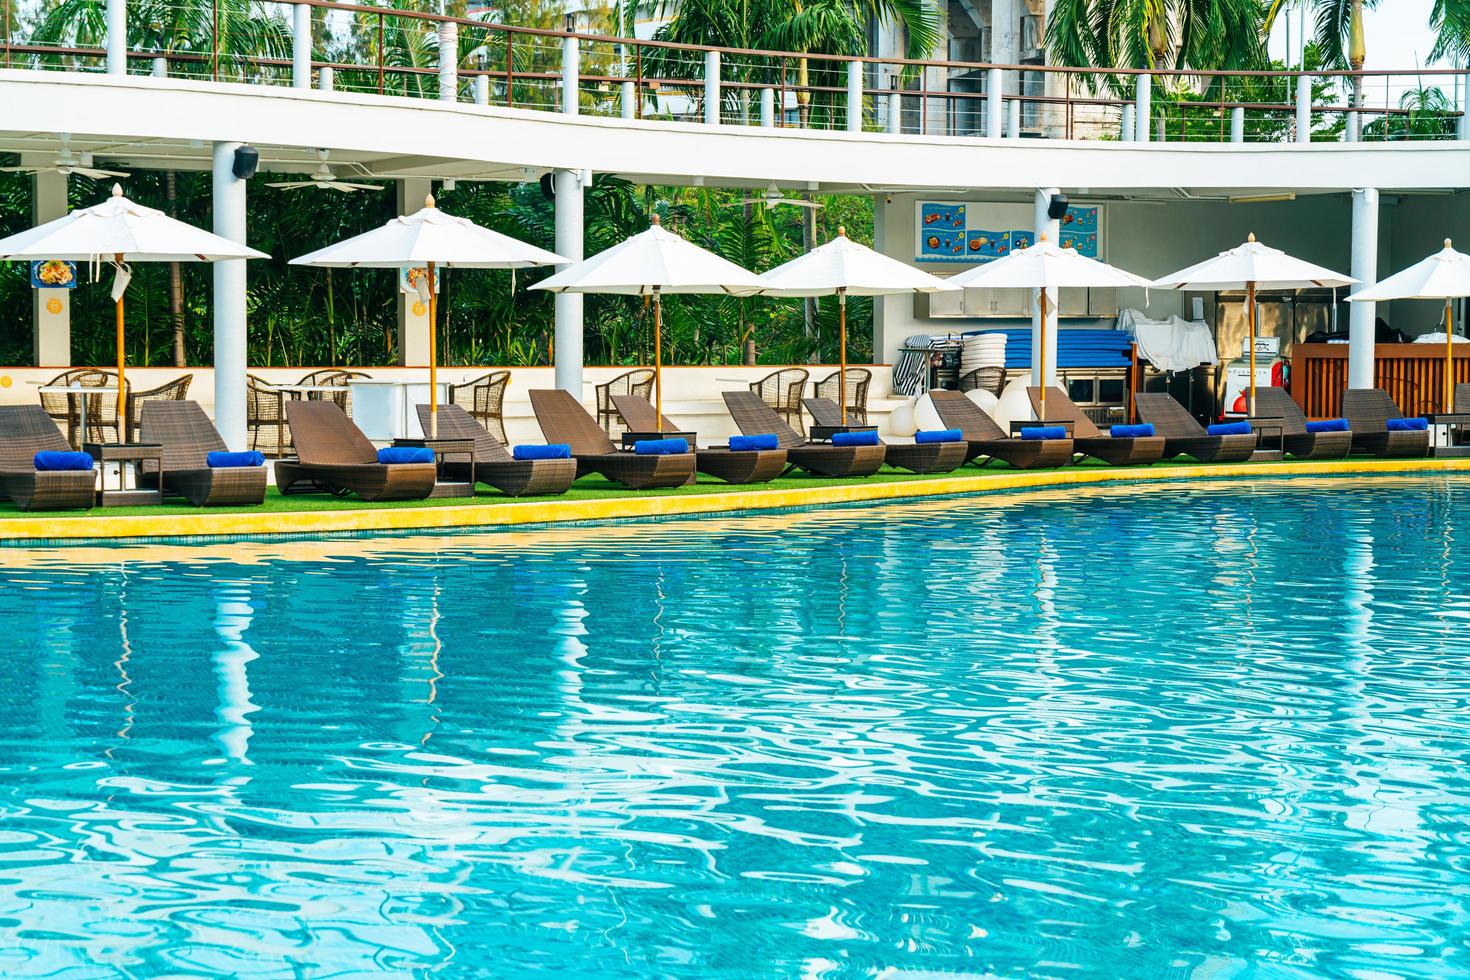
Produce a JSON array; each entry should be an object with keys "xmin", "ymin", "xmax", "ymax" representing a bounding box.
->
[
  {"xmin": 513, "ymin": 443, "xmax": 571, "ymax": 461},
  {"xmin": 831, "ymin": 430, "xmax": 880, "ymax": 447},
  {"xmin": 729, "ymin": 434, "xmax": 779, "ymax": 452},
  {"xmin": 634, "ymin": 437, "xmax": 689, "ymax": 455},
  {"xmin": 206, "ymin": 450, "xmax": 265, "ymax": 468},
  {"xmin": 1208, "ymin": 421, "xmax": 1254, "ymax": 436},
  {"xmin": 1306, "ymin": 418, "xmax": 1349, "ymax": 433},
  {"xmin": 1020, "ymin": 425, "xmax": 1067, "ymax": 441},
  {"xmin": 1110, "ymin": 423, "xmax": 1156, "ymax": 439},
  {"xmin": 33, "ymin": 450, "xmax": 94, "ymax": 472},
  {"xmin": 1386, "ymin": 417, "xmax": 1429, "ymax": 431},
  {"xmin": 378, "ymin": 446, "xmax": 435, "ymax": 465},
  {"xmin": 915, "ymin": 429, "xmax": 964, "ymax": 444}
]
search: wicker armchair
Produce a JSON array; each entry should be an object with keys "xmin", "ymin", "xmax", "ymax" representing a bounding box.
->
[
  {"xmin": 813, "ymin": 368, "xmax": 872, "ymax": 425},
  {"xmin": 595, "ymin": 369, "xmax": 655, "ymax": 438},
  {"xmin": 39, "ymin": 369, "xmax": 115, "ymax": 448},
  {"xmin": 958, "ymin": 366, "xmax": 1006, "ymax": 398},
  {"xmin": 321, "ymin": 369, "xmax": 369, "ymax": 415},
  {"xmin": 123, "ymin": 374, "xmax": 192, "ymax": 442},
  {"xmin": 750, "ymin": 369, "xmax": 809, "ymax": 432},
  {"xmin": 246, "ymin": 374, "xmax": 289, "ymax": 456},
  {"xmin": 448, "ymin": 370, "xmax": 510, "ymax": 444}
]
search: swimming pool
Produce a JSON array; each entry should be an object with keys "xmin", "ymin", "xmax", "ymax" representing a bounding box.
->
[{"xmin": 2, "ymin": 476, "xmax": 1468, "ymax": 977}]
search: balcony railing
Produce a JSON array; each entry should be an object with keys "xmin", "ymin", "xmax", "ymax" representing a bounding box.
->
[{"xmin": 1, "ymin": 0, "xmax": 1467, "ymax": 145}]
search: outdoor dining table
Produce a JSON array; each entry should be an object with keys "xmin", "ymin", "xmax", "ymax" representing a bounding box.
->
[{"xmin": 35, "ymin": 382, "xmax": 119, "ymax": 449}]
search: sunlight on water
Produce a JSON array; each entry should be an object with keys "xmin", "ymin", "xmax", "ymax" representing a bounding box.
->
[{"xmin": 1, "ymin": 477, "xmax": 1469, "ymax": 977}]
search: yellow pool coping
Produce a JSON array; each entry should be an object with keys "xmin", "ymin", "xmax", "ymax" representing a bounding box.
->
[{"xmin": 5, "ymin": 456, "xmax": 1470, "ymax": 543}]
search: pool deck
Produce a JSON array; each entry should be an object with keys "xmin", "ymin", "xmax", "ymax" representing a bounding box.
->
[{"xmin": 5, "ymin": 456, "xmax": 1470, "ymax": 543}]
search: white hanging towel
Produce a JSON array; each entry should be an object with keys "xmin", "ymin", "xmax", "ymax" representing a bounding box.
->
[{"xmin": 1117, "ymin": 308, "xmax": 1218, "ymax": 372}]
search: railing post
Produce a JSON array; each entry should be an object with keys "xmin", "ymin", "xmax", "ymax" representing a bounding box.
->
[
  {"xmin": 621, "ymin": 80, "xmax": 636, "ymax": 119},
  {"xmin": 318, "ymin": 66, "xmax": 333, "ymax": 91},
  {"xmin": 1134, "ymin": 73, "xmax": 1151, "ymax": 143},
  {"xmin": 1007, "ymin": 98, "xmax": 1021, "ymax": 138},
  {"xmin": 986, "ymin": 67, "xmax": 1003, "ymax": 139},
  {"xmin": 1460, "ymin": 71, "xmax": 1470, "ymax": 141},
  {"xmin": 106, "ymin": 0, "xmax": 126, "ymax": 75},
  {"xmin": 292, "ymin": 2, "xmax": 311, "ymax": 89},
  {"xmin": 561, "ymin": 20, "xmax": 579, "ymax": 115},
  {"xmin": 1295, "ymin": 73, "xmax": 1312, "ymax": 143},
  {"xmin": 1231, "ymin": 105, "xmax": 1245, "ymax": 143},
  {"xmin": 704, "ymin": 50, "xmax": 721, "ymax": 125},
  {"xmin": 846, "ymin": 61, "xmax": 863, "ymax": 132},
  {"xmin": 761, "ymin": 87, "xmax": 776, "ymax": 127},
  {"xmin": 474, "ymin": 74, "xmax": 489, "ymax": 104},
  {"xmin": 151, "ymin": 56, "xmax": 166, "ymax": 77},
  {"xmin": 887, "ymin": 86, "xmax": 901, "ymax": 134},
  {"xmin": 1120, "ymin": 103, "xmax": 1135, "ymax": 141},
  {"xmin": 438, "ymin": 20, "xmax": 457, "ymax": 101}
]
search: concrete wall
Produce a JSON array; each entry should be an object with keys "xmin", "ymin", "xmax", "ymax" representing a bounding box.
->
[{"xmin": 1389, "ymin": 192, "xmax": 1470, "ymax": 335}]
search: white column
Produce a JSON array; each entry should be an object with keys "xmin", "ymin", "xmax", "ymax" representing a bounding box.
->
[
  {"xmin": 621, "ymin": 80, "xmax": 635, "ymax": 119},
  {"xmin": 318, "ymin": 66, "xmax": 334, "ymax": 91},
  {"xmin": 212, "ymin": 142, "xmax": 248, "ymax": 451},
  {"xmin": 561, "ymin": 29, "xmax": 579, "ymax": 115},
  {"xmin": 1120, "ymin": 103, "xmax": 1135, "ymax": 141},
  {"xmin": 553, "ymin": 170, "xmax": 585, "ymax": 394},
  {"xmin": 151, "ymin": 56, "xmax": 166, "ymax": 77},
  {"xmin": 396, "ymin": 178, "xmax": 433, "ymax": 366},
  {"xmin": 292, "ymin": 2, "xmax": 312, "ymax": 89},
  {"xmin": 704, "ymin": 51, "xmax": 721, "ymax": 125},
  {"xmin": 761, "ymin": 87, "xmax": 776, "ymax": 127},
  {"xmin": 1460, "ymin": 69, "xmax": 1470, "ymax": 141},
  {"xmin": 1007, "ymin": 99, "xmax": 1021, "ymax": 138},
  {"xmin": 846, "ymin": 61, "xmax": 863, "ymax": 132},
  {"xmin": 1295, "ymin": 73, "xmax": 1312, "ymax": 143},
  {"xmin": 32, "ymin": 172, "xmax": 70, "ymax": 367},
  {"xmin": 1348, "ymin": 188, "xmax": 1379, "ymax": 390},
  {"xmin": 106, "ymin": 0, "xmax": 127, "ymax": 75},
  {"xmin": 887, "ymin": 92, "xmax": 902, "ymax": 133},
  {"xmin": 1032, "ymin": 187, "xmax": 1060, "ymax": 393},
  {"xmin": 474, "ymin": 74, "xmax": 489, "ymax": 105},
  {"xmin": 437, "ymin": 20, "xmax": 457, "ymax": 101},
  {"xmin": 1134, "ymin": 73, "xmax": 1151, "ymax": 142},
  {"xmin": 986, "ymin": 68, "xmax": 1003, "ymax": 139},
  {"xmin": 1230, "ymin": 105, "xmax": 1245, "ymax": 143}
]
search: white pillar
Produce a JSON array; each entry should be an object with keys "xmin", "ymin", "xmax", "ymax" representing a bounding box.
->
[
  {"xmin": 396, "ymin": 178, "xmax": 433, "ymax": 366},
  {"xmin": 846, "ymin": 61, "xmax": 863, "ymax": 132},
  {"xmin": 561, "ymin": 29, "xmax": 579, "ymax": 115},
  {"xmin": 553, "ymin": 170, "xmax": 585, "ymax": 394},
  {"xmin": 292, "ymin": 2, "xmax": 312, "ymax": 89},
  {"xmin": 474, "ymin": 74, "xmax": 489, "ymax": 105},
  {"xmin": 704, "ymin": 51, "xmax": 721, "ymax": 125},
  {"xmin": 621, "ymin": 80, "xmax": 635, "ymax": 119},
  {"xmin": 986, "ymin": 67, "xmax": 1003, "ymax": 139},
  {"xmin": 1348, "ymin": 188, "xmax": 1379, "ymax": 390},
  {"xmin": 106, "ymin": 0, "xmax": 127, "ymax": 75},
  {"xmin": 1007, "ymin": 99, "xmax": 1022, "ymax": 138},
  {"xmin": 1230, "ymin": 105, "xmax": 1245, "ymax": 143},
  {"xmin": 438, "ymin": 20, "xmax": 457, "ymax": 101},
  {"xmin": 1120, "ymin": 103, "xmax": 1135, "ymax": 141},
  {"xmin": 32, "ymin": 172, "xmax": 70, "ymax": 367},
  {"xmin": 212, "ymin": 142, "xmax": 248, "ymax": 451},
  {"xmin": 761, "ymin": 87, "xmax": 776, "ymax": 127},
  {"xmin": 1459, "ymin": 70, "xmax": 1470, "ymax": 140},
  {"xmin": 151, "ymin": 56, "xmax": 166, "ymax": 77},
  {"xmin": 1032, "ymin": 187, "xmax": 1061, "ymax": 393},
  {"xmin": 1134, "ymin": 73, "xmax": 1151, "ymax": 143},
  {"xmin": 318, "ymin": 66, "xmax": 333, "ymax": 91},
  {"xmin": 887, "ymin": 92, "xmax": 901, "ymax": 133},
  {"xmin": 1295, "ymin": 73, "xmax": 1312, "ymax": 143}
]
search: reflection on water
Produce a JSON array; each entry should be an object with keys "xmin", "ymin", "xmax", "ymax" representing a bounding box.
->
[{"xmin": 2, "ymin": 478, "xmax": 1470, "ymax": 977}]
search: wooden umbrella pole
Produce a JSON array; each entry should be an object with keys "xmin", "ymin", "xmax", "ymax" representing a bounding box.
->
[
  {"xmin": 114, "ymin": 253, "xmax": 126, "ymax": 443},
  {"xmin": 654, "ymin": 286, "xmax": 663, "ymax": 433},
  {"xmin": 1038, "ymin": 289, "xmax": 1048, "ymax": 421},
  {"xmin": 1247, "ymin": 280, "xmax": 1258, "ymax": 417},
  {"xmin": 838, "ymin": 287, "xmax": 848, "ymax": 424},
  {"xmin": 428, "ymin": 260, "xmax": 438, "ymax": 438},
  {"xmin": 1446, "ymin": 297, "xmax": 1455, "ymax": 413}
]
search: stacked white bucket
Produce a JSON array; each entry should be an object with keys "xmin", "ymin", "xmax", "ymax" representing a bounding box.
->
[{"xmin": 960, "ymin": 332, "xmax": 1007, "ymax": 378}]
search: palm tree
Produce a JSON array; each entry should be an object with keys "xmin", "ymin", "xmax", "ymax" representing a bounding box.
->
[
  {"xmin": 1266, "ymin": 0, "xmax": 1377, "ymax": 136},
  {"xmin": 1430, "ymin": 0, "xmax": 1469, "ymax": 67},
  {"xmin": 1047, "ymin": 0, "xmax": 1266, "ymax": 74}
]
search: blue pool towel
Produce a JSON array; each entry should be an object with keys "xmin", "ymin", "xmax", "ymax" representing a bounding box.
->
[
  {"xmin": 513, "ymin": 443, "xmax": 571, "ymax": 461},
  {"xmin": 831, "ymin": 430, "xmax": 880, "ymax": 447},
  {"xmin": 634, "ymin": 437, "xmax": 689, "ymax": 455},
  {"xmin": 1020, "ymin": 426, "xmax": 1067, "ymax": 441},
  {"xmin": 730, "ymin": 434, "xmax": 779, "ymax": 452},
  {"xmin": 1208, "ymin": 421, "xmax": 1253, "ymax": 436},
  {"xmin": 378, "ymin": 446, "xmax": 434, "ymax": 465},
  {"xmin": 1386, "ymin": 417, "xmax": 1429, "ymax": 431},
  {"xmin": 206, "ymin": 450, "xmax": 265, "ymax": 468},
  {"xmin": 1110, "ymin": 423, "xmax": 1155, "ymax": 439},
  {"xmin": 1306, "ymin": 418, "xmax": 1349, "ymax": 433},
  {"xmin": 33, "ymin": 450, "xmax": 94, "ymax": 472},
  {"xmin": 915, "ymin": 429, "xmax": 964, "ymax": 444}
]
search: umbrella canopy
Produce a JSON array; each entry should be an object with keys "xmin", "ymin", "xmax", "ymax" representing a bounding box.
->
[{"xmin": 1151, "ymin": 235, "xmax": 1355, "ymax": 292}]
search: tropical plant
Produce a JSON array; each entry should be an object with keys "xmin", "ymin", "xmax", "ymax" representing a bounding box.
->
[
  {"xmin": 1046, "ymin": 0, "xmax": 1267, "ymax": 76},
  {"xmin": 1362, "ymin": 85, "xmax": 1459, "ymax": 141},
  {"xmin": 1267, "ymin": 0, "xmax": 1378, "ymax": 136},
  {"xmin": 1430, "ymin": 0, "xmax": 1470, "ymax": 68}
]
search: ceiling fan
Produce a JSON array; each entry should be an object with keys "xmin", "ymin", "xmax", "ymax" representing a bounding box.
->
[
  {"xmin": 266, "ymin": 150, "xmax": 384, "ymax": 193},
  {"xmin": 1, "ymin": 134, "xmax": 130, "ymax": 180},
  {"xmin": 725, "ymin": 183, "xmax": 822, "ymax": 210}
]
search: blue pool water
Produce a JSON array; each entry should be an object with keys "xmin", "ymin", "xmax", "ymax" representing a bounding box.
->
[{"xmin": 3, "ymin": 477, "xmax": 1470, "ymax": 977}]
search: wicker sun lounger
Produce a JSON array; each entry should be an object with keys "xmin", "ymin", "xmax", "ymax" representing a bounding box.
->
[
  {"xmin": 1342, "ymin": 388, "xmax": 1432, "ymax": 458},
  {"xmin": 925, "ymin": 390, "xmax": 1075, "ymax": 469},
  {"xmin": 0, "ymin": 406, "xmax": 96, "ymax": 511},
  {"xmin": 1023, "ymin": 387, "xmax": 1166, "ymax": 466},
  {"xmin": 529, "ymin": 389, "xmax": 696, "ymax": 489},
  {"xmin": 803, "ymin": 396, "xmax": 965, "ymax": 474},
  {"xmin": 137, "ymin": 400, "xmax": 268, "ymax": 506},
  {"xmin": 414, "ymin": 403, "xmax": 577, "ymax": 497},
  {"xmin": 1249, "ymin": 388, "xmax": 1353, "ymax": 460},
  {"xmin": 723, "ymin": 391, "xmax": 886, "ymax": 478},
  {"xmin": 611, "ymin": 394, "xmax": 787, "ymax": 484},
  {"xmin": 275, "ymin": 401, "xmax": 437, "ymax": 501},
  {"xmin": 1133, "ymin": 392, "xmax": 1258, "ymax": 463}
]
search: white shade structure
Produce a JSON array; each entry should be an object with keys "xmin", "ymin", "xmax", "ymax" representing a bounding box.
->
[
  {"xmin": 291, "ymin": 195, "xmax": 566, "ymax": 434},
  {"xmin": 759, "ymin": 227, "xmax": 955, "ymax": 421},
  {"xmin": 0, "ymin": 184, "xmax": 269, "ymax": 424},
  {"xmin": 946, "ymin": 237, "xmax": 1152, "ymax": 418},
  {"xmin": 533, "ymin": 215, "xmax": 765, "ymax": 428},
  {"xmin": 1154, "ymin": 234, "xmax": 1355, "ymax": 414},
  {"xmin": 1349, "ymin": 240, "xmax": 1470, "ymax": 412}
]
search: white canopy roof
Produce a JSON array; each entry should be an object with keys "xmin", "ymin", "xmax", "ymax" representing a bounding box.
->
[
  {"xmin": 1349, "ymin": 240, "xmax": 1470, "ymax": 301},
  {"xmin": 757, "ymin": 227, "xmax": 956, "ymax": 296},
  {"xmin": 1153, "ymin": 234, "xmax": 1355, "ymax": 291},
  {"xmin": 532, "ymin": 216, "xmax": 764, "ymax": 296},
  {"xmin": 290, "ymin": 196, "xmax": 565, "ymax": 268},
  {"xmin": 0, "ymin": 184, "xmax": 268, "ymax": 263},
  {"xmin": 944, "ymin": 237, "xmax": 1152, "ymax": 290}
]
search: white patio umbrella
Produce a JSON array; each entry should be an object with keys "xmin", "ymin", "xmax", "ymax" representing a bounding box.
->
[
  {"xmin": 291, "ymin": 194, "xmax": 565, "ymax": 435},
  {"xmin": 1349, "ymin": 239, "xmax": 1470, "ymax": 412},
  {"xmin": 533, "ymin": 215, "xmax": 765, "ymax": 430},
  {"xmin": 946, "ymin": 236, "xmax": 1152, "ymax": 420},
  {"xmin": 758, "ymin": 227, "xmax": 956, "ymax": 422},
  {"xmin": 1154, "ymin": 234, "xmax": 1355, "ymax": 415},
  {"xmin": 0, "ymin": 184, "xmax": 269, "ymax": 433}
]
